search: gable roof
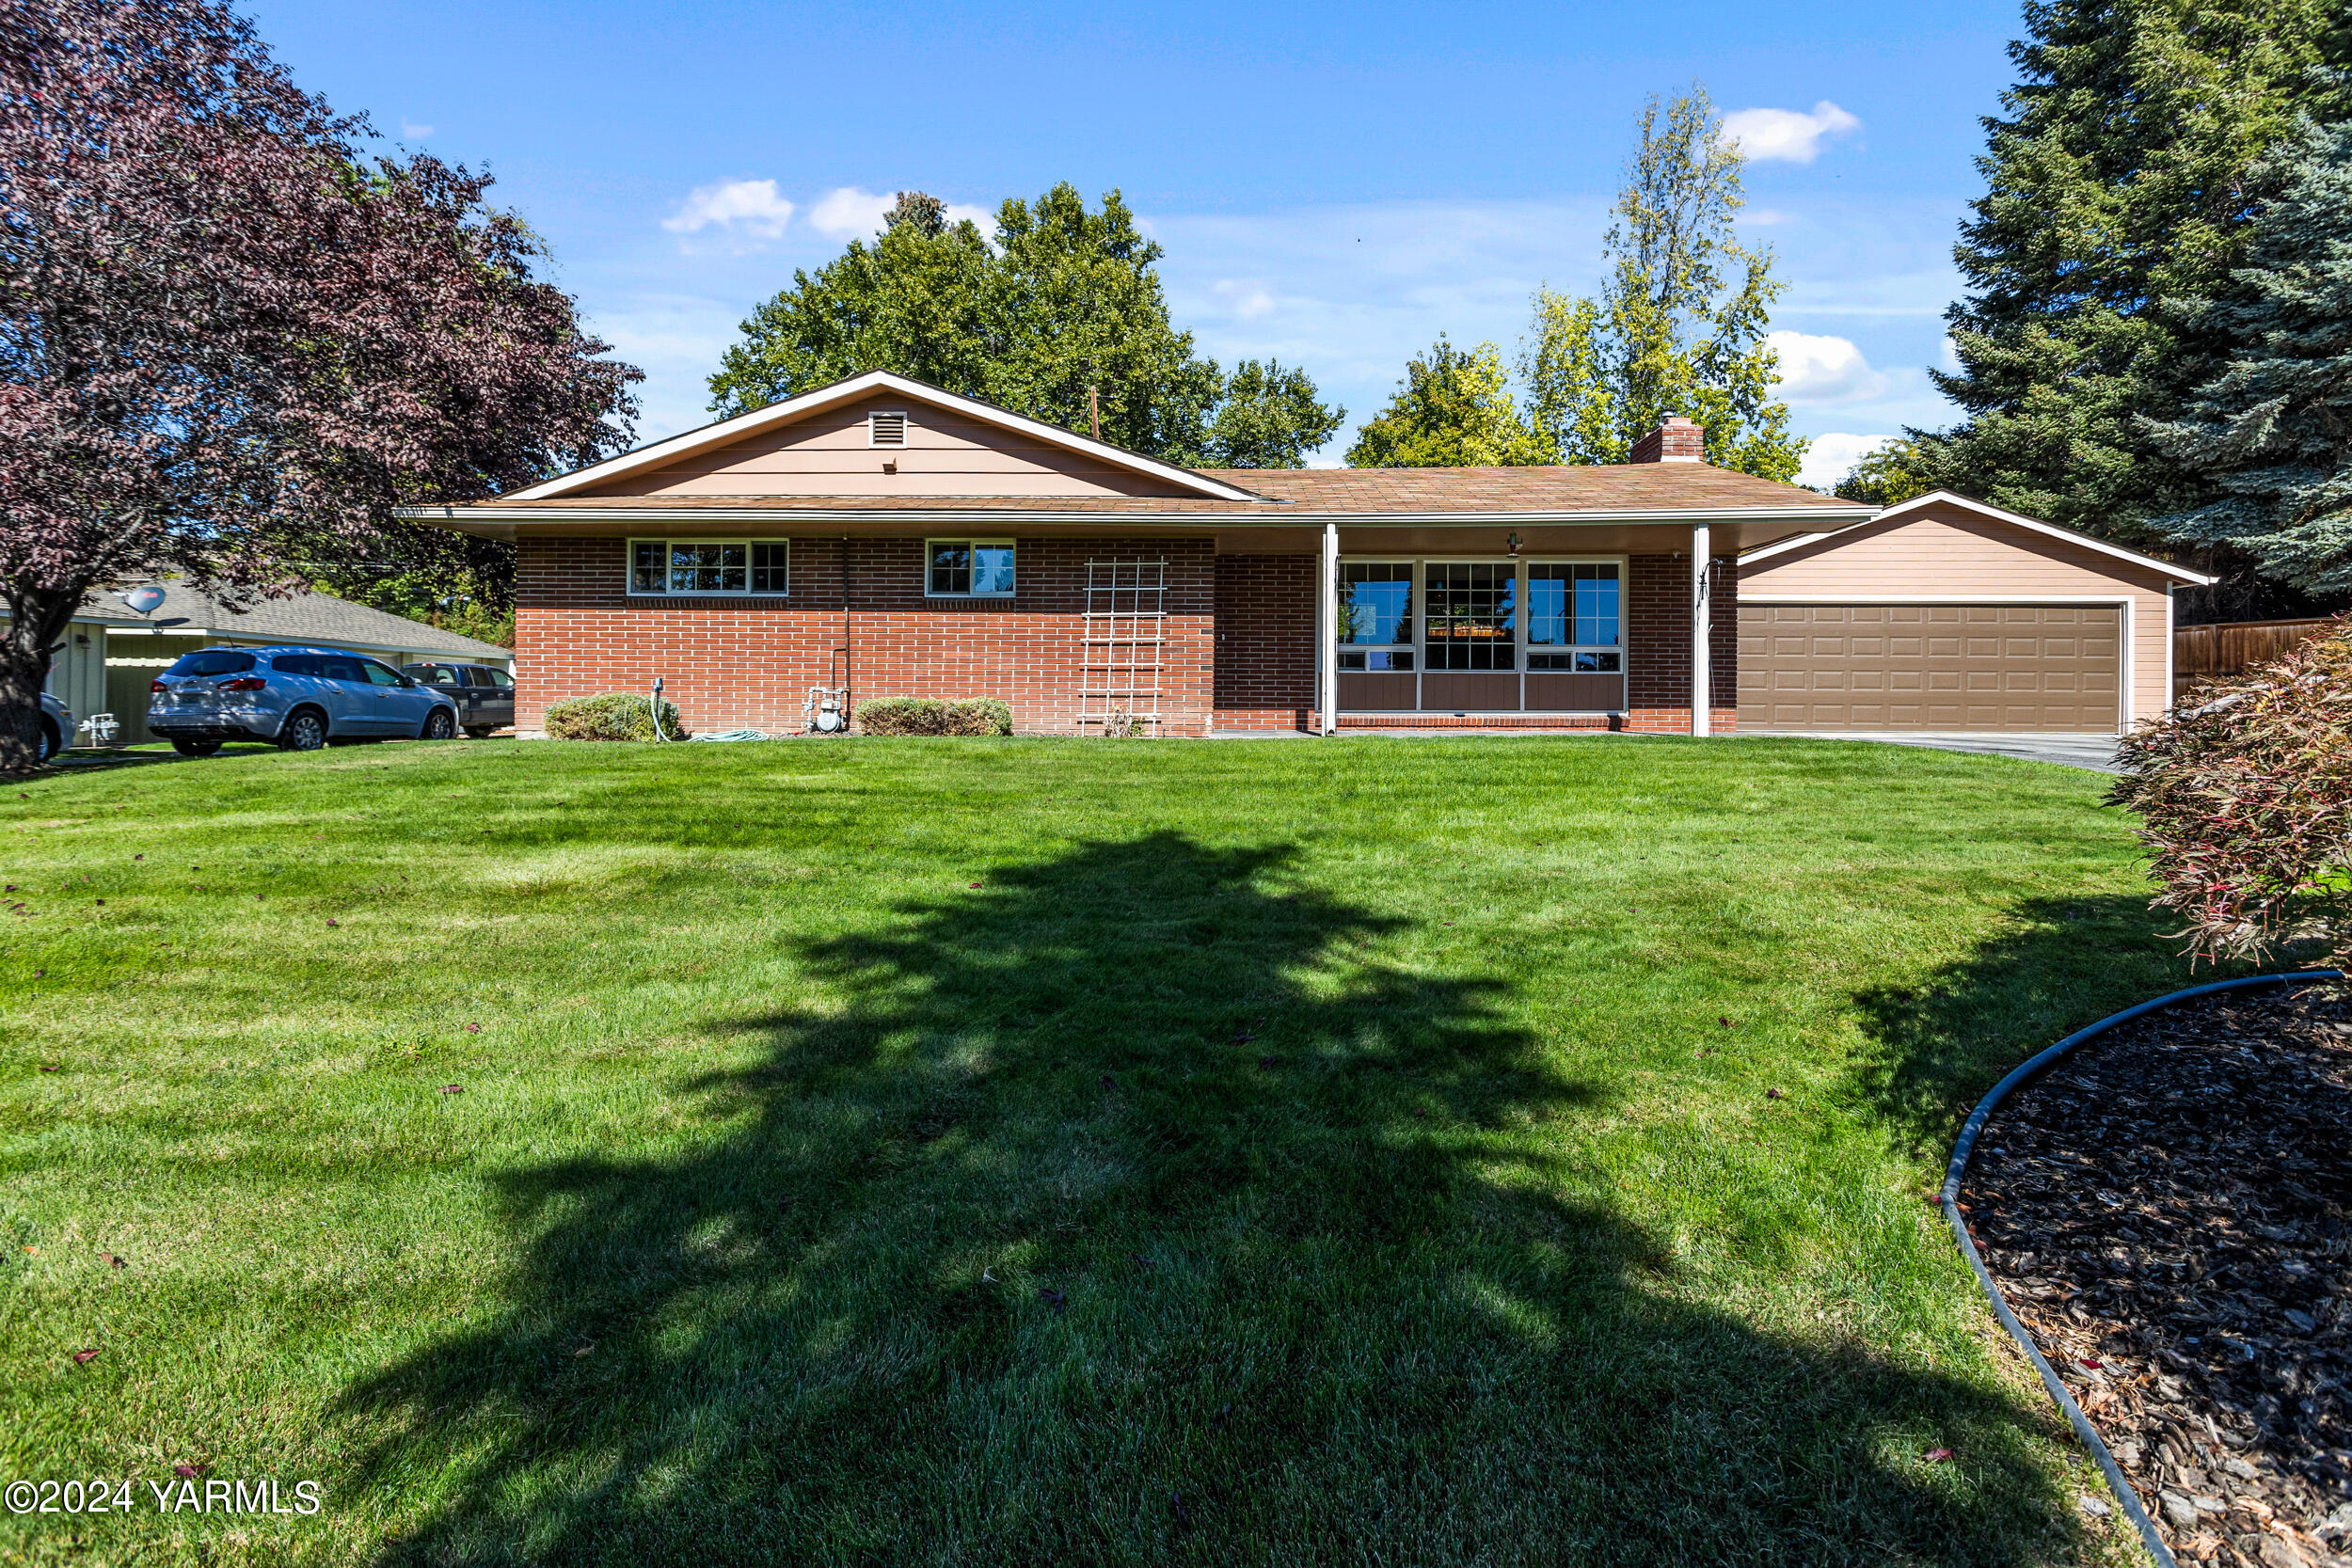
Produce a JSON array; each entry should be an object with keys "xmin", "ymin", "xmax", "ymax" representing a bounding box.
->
[
  {"xmin": 416, "ymin": 459, "xmax": 1869, "ymax": 525},
  {"xmin": 1737, "ymin": 489, "xmax": 2218, "ymax": 586},
  {"xmin": 509, "ymin": 370, "xmax": 1270, "ymax": 505},
  {"xmin": 72, "ymin": 580, "xmax": 512, "ymax": 657}
]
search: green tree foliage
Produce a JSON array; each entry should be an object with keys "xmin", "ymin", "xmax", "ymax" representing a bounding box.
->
[
  {"xmin": 1205, "ymin": 358, "xmax": 1345, "ymax": 469},
  {"xmin": 1517, "ymin": 88, "xmax": 1804, "ymax": 482},
  {"xmin": 707, "ymin": 185, "xmax": 1341, "ymax": 467},
  {"xmin": 2146, "ymin": 116, "xmax": 2352, "ymax": 592},
  {"xmin": 1919, "ymin": 0, "xmax": 2348, "ymax": 541},
  {"xmin": 1345, "ymin": 339, "xmax": 1545, "ymax": 467},
  {"xmin": 1832, "ymin": 438, "xmax": 1935, "ymax": 506}
]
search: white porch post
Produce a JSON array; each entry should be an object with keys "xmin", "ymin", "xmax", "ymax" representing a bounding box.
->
[
  {"xmin": 1691, "ymin": 524, "xmax": 1712, "ymax": 737},
  {"xmin": 1319, "ymin": 522, "xmax": 1340, "ymax": 736}
]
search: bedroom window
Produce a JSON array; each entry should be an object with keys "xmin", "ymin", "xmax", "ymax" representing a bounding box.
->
[
  {"xmin": 928, "ymin": 538, "xmax": 1015, "ymax": 597},
  {"xmin": 1526, "ymin": 562, "xmax": 1621, "ymax": 672},
  {"xmin": 628, "ymin": 538, "xmax": 787, "ymax": 595}
]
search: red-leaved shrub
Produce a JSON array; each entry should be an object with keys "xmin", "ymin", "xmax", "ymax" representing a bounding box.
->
[{"xmin": 2109, "ymin": 617, "xmax": 2352, "ymax": 968}]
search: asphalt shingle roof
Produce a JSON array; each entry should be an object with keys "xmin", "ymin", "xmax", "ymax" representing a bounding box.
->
[
  {"xmin": 74, "ymin": 581, "xmax": 509, "ymax": 658},
  {"xmin": 425, "ymin": 463, "xmax": 1855, "ymax": 516}
]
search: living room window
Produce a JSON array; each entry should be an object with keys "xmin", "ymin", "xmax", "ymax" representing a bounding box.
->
[
  {"xmin": 628, "ymin": 539, "xmax": 788, "ymax": 595},
  {"xmin": 1337, "ymin": 562, "xmax": 1415, "ymax": 671},
  {"xmin": 1526, "ymin": 562, "xmax": 1621, "ymax": 671},
  {"xmin": 928, "ymin": 538, "xmax": 1015, "ymax": 597},
  {"xmin": 1423, "ymin": 561, "xmax": 1518, "ymax": 671}
]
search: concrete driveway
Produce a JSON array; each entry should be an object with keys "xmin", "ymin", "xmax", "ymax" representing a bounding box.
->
[{"xmin": 1744, "ymin": 731, "xmax": 2122, "ymax": 773}]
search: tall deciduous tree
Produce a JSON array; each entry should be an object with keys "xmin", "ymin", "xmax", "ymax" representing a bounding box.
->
[
  {"xmin": 707, "ymin": 183, "xmax": 1342, "ymax": 467},
  {"xmin": 1918, "ymin": 0, "xmax": 2346, "ymax": 542},
  {"xmin": 2145, "ymin": 115, "xmax": 2352, "ymax": 592},
  {"xmin": 1518, "ymin": 89, "xmax": 1804, "ymax": 482},
  {"xmin": 1832, "ymin": 438, "xmax": 1934, "ymax": 506},
  {"xmin": 0, "ymin": 0, "xmax": 638, "ymax": 769},
  {"xmin": 1345, "ymin": 339, "xmax": 1544, "ymax": 467}
]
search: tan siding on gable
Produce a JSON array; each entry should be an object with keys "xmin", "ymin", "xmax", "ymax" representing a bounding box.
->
[
  {"xmin": 1738, "ymin": 501, "xmax": 2177, "ymax": 723},
  {"xmin": 583, "ymin": 393, "xmax": 1201, "ymax": 500}
]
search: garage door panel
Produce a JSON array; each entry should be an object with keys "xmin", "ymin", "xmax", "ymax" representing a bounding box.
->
[{"xmin": 1739, "ymin": 603, "xmax": 2120, "ymax": 733}]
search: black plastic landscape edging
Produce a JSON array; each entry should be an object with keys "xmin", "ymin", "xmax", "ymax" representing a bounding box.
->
[{"xmin": 1940, "ymin": 970, "xmax": 2342, "ymax": 1568}]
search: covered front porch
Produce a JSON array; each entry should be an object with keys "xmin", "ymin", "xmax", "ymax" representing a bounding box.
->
[{"xmin": 1241, "ymin": 519, "xmax": 1771, "ymax": 736}]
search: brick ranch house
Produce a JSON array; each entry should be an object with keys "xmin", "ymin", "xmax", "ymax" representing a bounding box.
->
[{"xmin": 402, "ymin": 371, "xmax": 2214, "ymax": 737}]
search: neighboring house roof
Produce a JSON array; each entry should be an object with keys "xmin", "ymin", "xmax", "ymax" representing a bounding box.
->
[
  {"xmin": 72, "ymin": 580, "xmax": 512, "ymax": 657},
  {"xmin": 506, "ymin": 370, "xmax": 1270, "ymax": 505},
  {"xmin": 1736, "ymin": 489, "xmax": 2217, "ymax": 587}
]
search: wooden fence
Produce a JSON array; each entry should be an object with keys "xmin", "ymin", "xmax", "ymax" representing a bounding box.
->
[{"xmin": 2173, "ymin": 616, "xmax": 2333, "ymax": 702}]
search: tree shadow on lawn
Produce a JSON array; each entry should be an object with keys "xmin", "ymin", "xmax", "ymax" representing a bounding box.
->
[
  {"xmin": 1851, "ymin": 892, "xmax": 2252, "ymax": 1162},
  {"xmin": 342, "ymin": 832, "xmax": 2097, "ymax": 1566}
]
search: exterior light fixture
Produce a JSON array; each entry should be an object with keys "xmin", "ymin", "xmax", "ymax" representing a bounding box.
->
[{"xmin": 1506, "ymin": 531, "xmax": 1522, "ymax": 558}]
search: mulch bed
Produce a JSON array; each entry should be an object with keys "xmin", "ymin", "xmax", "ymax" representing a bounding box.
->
[{"xmin": 1962, "ymin": 982, "xmax": 2352, "ymax": 1567}]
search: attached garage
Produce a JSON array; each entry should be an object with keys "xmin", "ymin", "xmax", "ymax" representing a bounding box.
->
[{"xmin": 1735, "ymin": 493, "xmax": 2213, "ymax": 736}]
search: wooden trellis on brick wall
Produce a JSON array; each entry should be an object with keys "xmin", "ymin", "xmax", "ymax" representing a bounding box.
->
[{"xmin": 1077, "ymin": 558, "xmax": 1166, "ymax": 734}]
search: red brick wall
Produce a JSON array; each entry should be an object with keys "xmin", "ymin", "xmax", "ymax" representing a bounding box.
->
[
  {"xmin": 1625, "ymin": 553, "xmax": 1738, "ymax": 734},
  {"xmin": 515, "ymin": 535, "xmax": 1217, "ymax": 736},
  {"xmin": 1214, "ymin": 554, "xmax": 1315, "ymax": 731}
]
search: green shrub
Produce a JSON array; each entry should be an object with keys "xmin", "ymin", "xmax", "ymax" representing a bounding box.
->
[
  {"xmin": 544, "ymin": 691, "xmax": 691, "ymax": 742},
  {"xmin": 854, "ymin": 698, "xmax": 1012, "ymax": 736},
  {"xmin": 2110, "ymin": 615, "xmax": 2352, "ymax": 967}
]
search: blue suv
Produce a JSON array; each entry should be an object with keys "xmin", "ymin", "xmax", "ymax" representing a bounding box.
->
[{"xmin": 147, "ymin": 645, "xmax": 462, "ymax": 756}]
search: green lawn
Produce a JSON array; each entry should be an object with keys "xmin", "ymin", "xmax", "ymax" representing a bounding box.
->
[{"xmin": 0, "ymin": 735, "xmax": 2188, "ymax": 1565}]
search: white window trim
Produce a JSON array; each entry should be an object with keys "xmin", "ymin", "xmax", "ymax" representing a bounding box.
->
[
  {"xmin": 925, "ymin": 537, "xmax": 1017, "ymax": 599},
  {"xmin": 626, "ymin": 537, "xmax": 789, "ymax": 597},
  {"xmin": 1522, "ymin": 556, "xmax": 1627, "ymax": 672},
  {"xmin": 868, "ymin": 409, "xmax": 910, "ymax": 449}
]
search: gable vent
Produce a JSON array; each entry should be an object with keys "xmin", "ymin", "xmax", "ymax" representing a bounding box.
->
[{"xmin": 868, "ymin": 410, "xmax": 908, "ymax": 448}]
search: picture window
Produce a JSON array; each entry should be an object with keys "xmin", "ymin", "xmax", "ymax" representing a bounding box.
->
[{"xmin": 628, "ymin": 538, "xmax": 787, "ymax": 596}]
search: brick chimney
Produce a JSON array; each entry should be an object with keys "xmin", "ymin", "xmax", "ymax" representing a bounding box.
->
[{"xmin": 1630, "ymin": 415, "xmax": 1705, "ymax": 464}]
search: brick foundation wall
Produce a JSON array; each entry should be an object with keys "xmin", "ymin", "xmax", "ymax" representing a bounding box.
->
[
  {"xmin": 516, "ymin": 535, "xmax": 1217, "ymax": 736},
  {"xmin": 1214, "ymin": 554, "xmax": 1315, "ymax": 731},
  {"xmin": 1624, "ymin": 553, "xmax": 1739, "ymax": 734}
]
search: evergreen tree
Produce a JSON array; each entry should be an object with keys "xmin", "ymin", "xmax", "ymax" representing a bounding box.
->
[
  {"xmin": 707, "ymin": 184, "xmax": 1341, "ymax": 467},
  {"xmin": 2146, "ymin": 114, "xmax": 2352, "ymax": 591},
  {"xmin": 1345, "ymin": 339, "xmax": 1545, "ymax": 467},
  {"xmin": 1518, "ymin": 88, "xmax": 1804, "ymax": 482},
  {"xmin": 1918, "ymin": 0, "xmax": 2345, "ymax": 541}
]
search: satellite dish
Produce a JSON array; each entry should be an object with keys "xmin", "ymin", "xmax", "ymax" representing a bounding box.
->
[{"xmin": 121, "ymin": 584, "xmax": 167, "ymax": 616}]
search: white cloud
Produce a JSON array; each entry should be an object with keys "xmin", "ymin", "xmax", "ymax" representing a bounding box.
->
[
  {"xmin": 1768, "ymin": 330, "xmax": 1888, "ymax": 403},
  {"xmin": 663, "ymin": 179, "xmax": 794, "ymax": 240},
  {"xmin": 808, "ymin": 186, "xmax": 893, "ymax": 241},
  {"xmin": 399, "ymin": 119, "xmax": 434, "ymax": 139},
  {"xmin": 1212, "ymin": 277, "xmax": 1277, "ymax": 319},
  {"xmin": 1721, "ymin": 102, "xmax": 1861, "ymax": 164},
  {"xmin": 809, "ymin": 186, "xmax": 995, "ymax": 241},
  {"xmin": 1941, "ymin": 334, "xmax": 1963, "ymax": 371},
  {"xmin": 1795, "ymin": 432, "xmax": 1898, "ymax": 491}
]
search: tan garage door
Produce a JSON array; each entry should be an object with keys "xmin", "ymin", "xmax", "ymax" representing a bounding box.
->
[{"xmin": 1737, "ymin": 604, "xmax": 2121, "ymax": 732}]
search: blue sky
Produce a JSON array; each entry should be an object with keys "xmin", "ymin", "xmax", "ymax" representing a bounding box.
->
[{"xmin": 248, "ymin": 0, "xmax": 2019, "ymax": 485}]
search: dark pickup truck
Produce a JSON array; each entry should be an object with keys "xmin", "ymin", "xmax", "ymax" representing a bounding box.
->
[{"xmin": 402, "ymin": 662, "xmax": 516, "ymax": 738}]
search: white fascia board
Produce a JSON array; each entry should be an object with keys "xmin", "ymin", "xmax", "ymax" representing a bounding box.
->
[
  {"xmin": 400, "ymin": 503, "xmax": 1877, "ymax": 528},
  {"xmin": 1747, "ymin": 489, "xmax": 2219, "ymax": 585},
  {"xmin": 504, "ymin": 370, "xmax": 1267, "ymax": 504}
]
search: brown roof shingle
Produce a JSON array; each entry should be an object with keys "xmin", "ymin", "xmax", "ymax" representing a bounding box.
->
[{"xmin": 421, "ymin": 463, "xmax": 1856, "ymax": 517}]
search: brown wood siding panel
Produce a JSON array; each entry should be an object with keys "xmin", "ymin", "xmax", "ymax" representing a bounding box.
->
[
  {"xmin": 1337, "ymin": 673, "xmax": 1416, "ymax": 710},
  {"xmin": 1525, "ymin": 673, "xmax": 1625, "ymax": 711},
  {"xmin": 1420, "ymin": 672, "xmax": 1520, "ymax": 711},
  {"xmin": 1737, "ymin": 603, "xmax": 2121, "ymax": 732}
]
